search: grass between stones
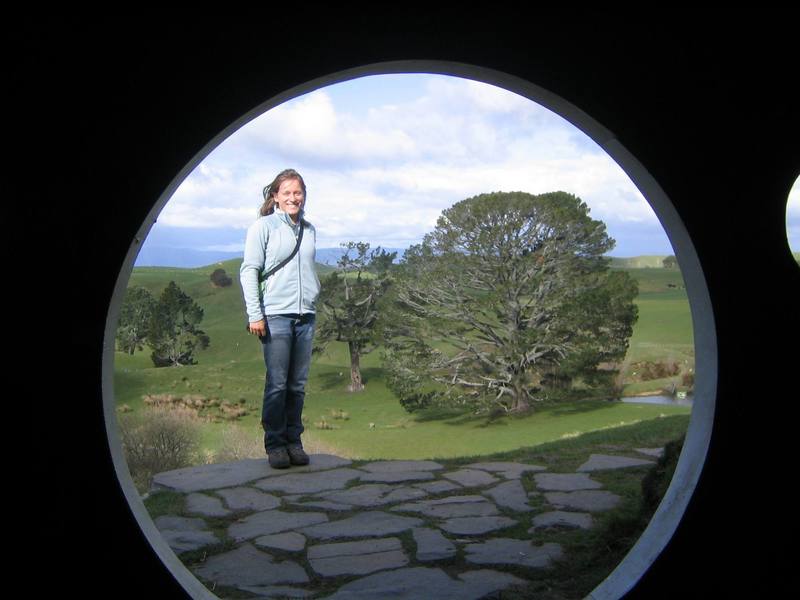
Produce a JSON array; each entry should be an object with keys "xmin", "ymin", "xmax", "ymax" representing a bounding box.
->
[
  {"xmin": 143, "ymin": 489, "xmax": 185, "ymax": 518},
  {"xmin": 143, "ymin": 414, "xmax": 688, "ymax": 599}
]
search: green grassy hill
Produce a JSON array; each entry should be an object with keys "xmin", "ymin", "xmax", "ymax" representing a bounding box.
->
[
  {"xmin": 609, "ymin": 255, "xmax": 669, "ymax": 269},
  {"xmin": 114, "ymin": 257, "xmax": 693, "ymax": 460}
]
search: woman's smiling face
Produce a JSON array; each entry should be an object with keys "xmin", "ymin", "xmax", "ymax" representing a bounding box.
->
[{"xmin": 274, "ymin": 178, "xmax": 305, "ymax": 222}]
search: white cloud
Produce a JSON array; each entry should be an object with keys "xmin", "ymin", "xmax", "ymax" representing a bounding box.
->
[
  {"xmin": 787, "ymin": 175, "xmax": 800, "ymax": 217},
  {"xmin": 238, "ymin": 90, "xmax": 418, "ymax": 163},
  {"xmin": 204, "ymin": 243, "xmax": 246, "ymax": 252},
  {"xmin": 156, "ymin": 74, "xmax": 665, "ymax": 253},
  {"xmin": 157, "ymin": 204, "xmax": 256, "ymax": 229},
  {"xmin": 787, "ymin": 175, "xmax": 800, "ymax": 252},
  {"xmin": 464, "ymin": 79, "xmax": 534, "ymax": 113}
]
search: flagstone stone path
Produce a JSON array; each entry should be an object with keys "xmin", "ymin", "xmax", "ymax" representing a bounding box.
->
[{"xmin": 150, "ymin": 449, "xmax": 662, "ymax": 599}]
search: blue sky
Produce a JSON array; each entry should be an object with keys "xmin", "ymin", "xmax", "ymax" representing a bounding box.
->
[
  {"xmin": 786, "ymin": 175, "xmax": 800, "ymax": 252},
  {"xmin": 136, "ymin": 74, "xmax": 800, "ymax": 266}
]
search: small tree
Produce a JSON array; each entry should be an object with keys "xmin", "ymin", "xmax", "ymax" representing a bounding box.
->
[
  {"xmin": 315, "ymin": 242, "xmax": 395, "ymax": 392},
  {"xmin": 147, "ymin": 281, "xmax": 210, "ymax": 367},
  {"xmin": 210, "ymin": 268, "xmax": 232, "ymax": 287},
  {"xmin": 662, "ymin": 255, "xmax": 678, "ymax": 269},
  {"xmin": 116, "ymin": 286, "xmax": 156, "ymax": 355}
]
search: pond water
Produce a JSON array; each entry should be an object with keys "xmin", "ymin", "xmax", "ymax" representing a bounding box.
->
[{"xmin": 621, "ymin": 394, "xmax": 694, "ymax": 407}]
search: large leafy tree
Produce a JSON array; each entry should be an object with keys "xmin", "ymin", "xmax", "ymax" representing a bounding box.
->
[
  {"xmin": 116, "ymin": 286, "xmax": 157, "ymax": 355},
  {"xmin": 315, "ymin": 242, "xmax": 395, "ymax": 392},
  {"xmin": 147, "ymin": 281, "xmax": 210, "ymax": 367},
  {"xmin": 383, "ymin": 191, "xmax": 638, "ymax": 414}
]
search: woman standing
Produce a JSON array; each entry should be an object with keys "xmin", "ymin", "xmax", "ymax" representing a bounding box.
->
[{"xmin": 240, "ymin": 169, "xmax": 320, "ymax": 469}]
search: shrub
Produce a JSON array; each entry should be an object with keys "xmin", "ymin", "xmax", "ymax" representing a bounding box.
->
[
  {"xmin": 118, "ymin": 407, "xmax": 201, "ymax": 494},
  {"xmin": 210, "ymin": 268, "xmax": 232, "ymax": 287},
  {"xmin": 212, "ymin": 424, "xmax": 263, "ymax": 463},
  {"xmin": 641, "ymin": 435, "xmax": 685, "ymax": 516},
  {"xmin": 629, "ymin": 360, "xmax": 680, "ymax": 381}
]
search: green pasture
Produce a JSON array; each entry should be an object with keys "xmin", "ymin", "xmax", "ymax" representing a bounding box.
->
[{"xmin": 114, "ymin": 258, "xmax": 694, "ymax": 459}]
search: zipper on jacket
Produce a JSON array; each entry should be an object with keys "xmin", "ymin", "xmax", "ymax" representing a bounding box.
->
[{"xmin": 297, "ymin": 225, "xmax": 303, "ymax": 314}]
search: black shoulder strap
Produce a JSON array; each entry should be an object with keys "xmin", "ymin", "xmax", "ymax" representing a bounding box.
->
[{"xmin": 263, "ymin": 219, "xmax": 305, "ymax": 279}]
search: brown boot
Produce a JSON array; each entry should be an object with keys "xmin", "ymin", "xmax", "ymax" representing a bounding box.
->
[
  {"xmin": 267, "ymin": 446, "xmax": 290, "ymax": 469},
  {"xmin": 287, "ymin": 444, "xmax": 309, "ymax": 466}
]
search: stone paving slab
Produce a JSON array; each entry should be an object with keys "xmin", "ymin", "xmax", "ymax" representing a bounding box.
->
[
  {"xmin": 464, "ymin": 538, "xmax": 563, "ymax": 569},
  {"xmin": 151, "ymin": 454, "xmax": 352, "ymax": 493},
  {"xmin": 321, "ymin": 566, "xmax": 525, "ymax": 600},
  {"xmin": 466, "ymin": 462, "xmax": 548, "ymax": 479},
  {"xmin": 442, "ymin": 469, "xmax": 500, "ymax": 488},
  {"xmin": 318, "ymin": 483, "xmax": 428, "ymax": 507},
  {"xmin": 154, "ymin": 515, "xmax": 207, "ymax": 531},
  {"xmin": 577, "ymin": 454, "xmax": 655, "ymax": 472},
  {"xmin": 415, "ymin": 495, "xmax": 489, "ymax": 504},
  {"xmin": 413, "ymin": 527, "xmax": 457, "ymax": 561},
  {"xmin": 217, "ymin": 487, "xmax": 282, "ymax": 512},
  {"xmin": 229, "ymin": 510, "xmax": 328, "ymax": 542},
  {"xmin": 391, "ymin": 497, "xmax": 499, "ymax": 519},
  {"xmin": 308, "ymin": 537, "xmax": 408, "ymax": 577},
  {"xmin": 308, "ymin": 537, "xmax": 401, "ymax": 560},
  {"xmin": 239, "ymin": 585, "xmax": 313, "ymax": 598},
  {"xmin": 254, "ymin": 468, "xmax": 365, "ymax": 494},
  {"xmin": 152, "ymin": 459, "xmax": 273, "ymax": 494},
  {"xmin": 636, "ymin": 447, "xmax": 665, "ymax": 458},
  {"xmin": 160, "ymin": 529, "xmax": 221, "ymax": 554},
  {"xmin": 544, "ymin": 490, "xmax": 622, "ymax": 512},
  {"xmin": 299, "ymin": 511, "xmax": 424, "ymax": 540},
  {"xmin": 439, "ymin": 516, "xmax": 517, "ymax": 535},
  {"xmin": 529, "ymin": 511, "xmax": 594, "ymax": 531},
  {"xmin": 154, "ymin": 516, "xmax": 220, "ymax": 554},
  {"xmin": 360, "ymin": 460, "xmax": 444, "ymax": 472},
  {"xmin": 311, "ymin": 549, "xmax": 409, "ymax": 577},
  {"xmin": 358, "ymin": 470, "xmax": 436, "ymax": 483},
  {"xmin": 482, "ymin": 480, "xmax": 534, "ymax": 512},
  {"xmin": 254, "ymin": 532, "xmax": 307, "ymax": 552},
  {"xmin": 534, "ymin": 473, "xmax": 604, "ymax": 492},
  {"xmin": 193, "ymin": 543, "xmax": 309, "ymax": 589},
  {"xmin": 290, "ymin": 500, "xmax": 355, "ymax": 511},
  {"xmin": 186, "ymin": 492, "xmax": 232, "ymax": 517},
  {"xmin": 412, "ymin": 480, "xmax": 462, "ymax": 494},
  {"xmin": 154, "ymin": 515, "xmax": 221, "ymax": 554}
]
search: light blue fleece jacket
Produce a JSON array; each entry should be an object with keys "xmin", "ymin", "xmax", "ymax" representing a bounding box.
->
[{"xmin": 239, "ymin": 208, "xmax": 321, "ymax": 322}]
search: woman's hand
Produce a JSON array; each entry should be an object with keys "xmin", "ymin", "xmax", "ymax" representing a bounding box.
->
[{"xmin": 249, "ymin": 319, "xmax": 267, "ymax": 337}]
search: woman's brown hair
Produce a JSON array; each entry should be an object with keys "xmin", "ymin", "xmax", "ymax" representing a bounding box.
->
[{"xmin": 259, "ymin": 169, "xmax": 307, "ymax": 216}]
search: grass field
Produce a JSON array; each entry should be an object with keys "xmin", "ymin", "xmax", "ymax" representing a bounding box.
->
[{"xmin": 113, "ymin": 257, "xmax": 694, "ymax": 461}]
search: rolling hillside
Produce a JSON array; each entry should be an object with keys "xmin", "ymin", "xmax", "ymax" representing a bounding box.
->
[
  {"xmin": 120, "ymin": 256, "xmax": 692, "ymax": 371},
  {"xmin": 609, "ymin": 255, "xmax": 669, "ymax": 269},
  {"xmin": 114, "ymin": 257, "xmax": 693, "ymax": 459}
]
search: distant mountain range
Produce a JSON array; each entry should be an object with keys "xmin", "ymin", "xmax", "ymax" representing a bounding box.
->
[
  {"xmin": 135, "ymin": 246, "xmax": 407, "ymax": 269},
  {"xmin": 134, "ymin": 247, "xmax": 244, "ymax": 269},
  {"xmin": 134, "ymin": 245, "xmax": 678, "ymax": 271}
]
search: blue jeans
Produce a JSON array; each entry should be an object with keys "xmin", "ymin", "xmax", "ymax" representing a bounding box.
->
[{"xmin": 260, "ymin": 314, "xmax": 315, "ymax": 451}]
